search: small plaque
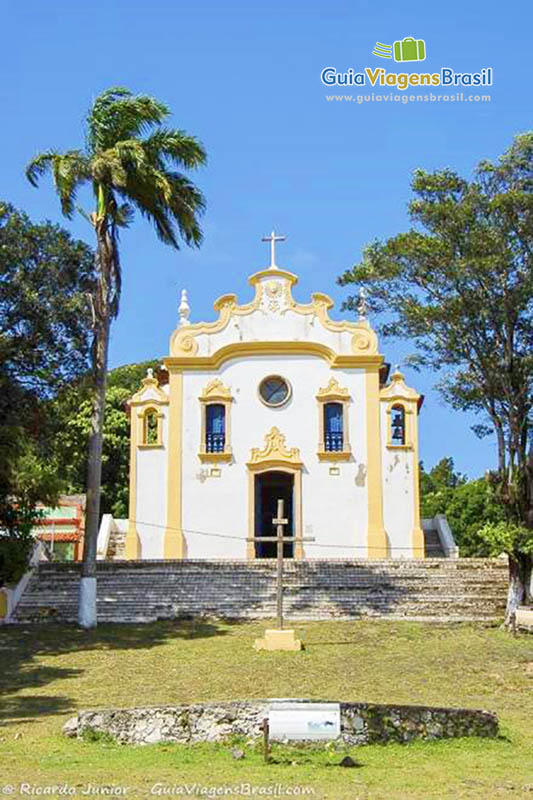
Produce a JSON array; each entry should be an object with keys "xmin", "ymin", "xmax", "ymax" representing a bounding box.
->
[
  {"xmin": 268, "ymin": 702, "xmax": 341, "ymax": 741},
  {"xmin": 210, "ymin": 467, "xmax": 221, "ymax": 478},
  {"xmin": 329, "ymin": 466, "xmax": 340, "ymax": 476}
]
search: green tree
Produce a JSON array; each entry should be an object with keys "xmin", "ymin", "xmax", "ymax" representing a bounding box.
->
[
  {"xmin": 27, "ymin": 87, "xmax": 206, "ymax": 627},
  {"xmin": 52, "ymin": 360, "xmax": 159, "ymax": 518},
  {"xmin": 0, "ymin": 202, "xmax": 96, "ymax": 583},
  {"xmin": 420, "ymin": 460, "xmax": 505, "ymax": 557},
  {"xmin": 339, "ymin": 133, "xmax": 533, "ymax": 626}
]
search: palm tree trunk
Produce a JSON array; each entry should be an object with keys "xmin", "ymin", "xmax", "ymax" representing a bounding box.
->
[{"xmin": 78, "ymin": 222, "xmax": 113, "ymax": 628}]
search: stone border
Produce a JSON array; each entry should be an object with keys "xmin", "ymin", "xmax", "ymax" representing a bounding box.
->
[{"xmin": 63, "ymin": 699, "xmax": 498, "ymax": 747}]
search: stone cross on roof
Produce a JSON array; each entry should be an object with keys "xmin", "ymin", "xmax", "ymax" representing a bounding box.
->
[{"xmin": 262, "ymin": 229, "xmax": 286, "ymax": 270}]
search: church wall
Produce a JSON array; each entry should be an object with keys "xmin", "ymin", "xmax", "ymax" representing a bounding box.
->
[
  {"xmin": 380, "ymin": 405, "xmax": 416, "ymax": 558},
  {"xmin": 180, "ymin": 356, "xmax": 369, "ymax": 559},
  {"xmin": 135, "ymin": 406, "xmax": 169, "ymax": 559}
]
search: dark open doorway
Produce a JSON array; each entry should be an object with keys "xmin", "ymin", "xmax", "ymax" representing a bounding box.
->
[{"xmin": 254, "ymin": 471, "xmax": 294, "ymax": 558}]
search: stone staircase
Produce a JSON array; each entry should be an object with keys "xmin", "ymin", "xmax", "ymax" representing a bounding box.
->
[
  {"xmin": 424, "ymin": 529, "xmax": 445, "ymax": 558},
  {"xmin": 13, "ymin": 558, "xmax": 508, "ymax": 624},
  {"xmin": 107, "ymin": 528, "xmax": 126, "ymax": 560}
]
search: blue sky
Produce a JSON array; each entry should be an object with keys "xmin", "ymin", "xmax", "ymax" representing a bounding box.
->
[{"xmin": 3, "ymin": 0, "xmax": 531, "ymax": 478}]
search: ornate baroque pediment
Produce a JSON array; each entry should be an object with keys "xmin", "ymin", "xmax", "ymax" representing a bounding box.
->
[
  {"xmin": 130, "ymin": 369, "xmax": 169, "ymax": 406},
  {"xmin": 247, "ymin": 427, "xmax": 302, "ymax": 469},
  {"xmin": 167, "ymin": 268, "xmax": 380, "ymax": 365},
  {"xmin": 199, "ymin": 378, "xmax": 233, "ymax": 402},
  {"xmin": 316, "ymin": 377, "xmax": 350, "ymax": 402},
  {"xmin": 380, "ymin": 369, "xmax": 420, "ymax": 403}
]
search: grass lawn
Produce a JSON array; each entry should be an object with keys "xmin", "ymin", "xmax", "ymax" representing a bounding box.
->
[{"xmin": 1, "ymin": 619, "xmax": 532, "ymax": 799}]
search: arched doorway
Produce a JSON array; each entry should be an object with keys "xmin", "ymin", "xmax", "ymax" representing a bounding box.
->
[{"xmin": 254, "ymin": 471, "xmax": 294, "ymax": 558}]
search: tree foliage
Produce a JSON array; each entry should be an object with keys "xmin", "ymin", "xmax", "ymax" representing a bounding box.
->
[
  {"xmin": 26, "ymin": 87, "xmax": 206, "ymax": 625},
  {"xmin": 420, "ymin": 458, "xmax": 505, "ymax": 557},
  {"xmin": 339, "ymin": 133, "xmax": 533, "ymax": 621},
  {"xmin": 0, "ymin": 202, "xmax": 96, "ymax": 583},
  {"xmin": 0, "ymin": 202, "xmax": 95, "ymax": 494},
  {"xmin": 51, "ymin": 360, "xmax": 159, "ymax": 518}
]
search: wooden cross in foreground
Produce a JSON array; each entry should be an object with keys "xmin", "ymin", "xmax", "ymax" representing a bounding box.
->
[{"xmin": 248, "ymin": 498, "xmax": 315, "ymax": 630}]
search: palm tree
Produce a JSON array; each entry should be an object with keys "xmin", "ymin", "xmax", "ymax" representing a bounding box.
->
[{"xmin": 27, "ymin": 87, "xmax": 206, "ymax": 628}]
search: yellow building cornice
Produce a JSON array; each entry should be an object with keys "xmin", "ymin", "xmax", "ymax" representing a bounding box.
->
[{"xmin": 164, "ymin": 340, "xmax": 384, "ymax": 371}]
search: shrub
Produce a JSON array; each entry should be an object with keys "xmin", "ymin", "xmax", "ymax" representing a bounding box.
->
[{"xmin": 0, "ymin": 532, "xmax": 34, "ymax": 586}]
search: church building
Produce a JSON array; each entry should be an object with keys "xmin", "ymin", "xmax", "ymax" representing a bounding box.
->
[{"xmin": 124, "ymin": 234, "xmax": 425, "ymax": 561}]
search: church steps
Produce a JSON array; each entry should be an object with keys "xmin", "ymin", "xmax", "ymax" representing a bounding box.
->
[{"xmin": 13, "ymin": 558, "xmax": 508, "ymax": 624}]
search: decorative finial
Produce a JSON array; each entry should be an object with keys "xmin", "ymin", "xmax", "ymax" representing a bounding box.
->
[
  {"xmin": 178, "ymin": 288, "xmax": 190, "ymax": 327},
  {"xmin": 142, "ymin": 366, "xmax": 157, "ymax": 387},
  {"xmin": 261, "ymin": 229, "xmax": 286, "ymax": 269},
  {"xmin": 392, "ymin": 364, "xmax": 404, "ymax": 378},
  {"xmin": 357, "ymin": 287, "xmax": 368, "ymax": 320}
]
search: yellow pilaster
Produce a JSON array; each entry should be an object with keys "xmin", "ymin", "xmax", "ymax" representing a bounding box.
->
[
  {"xmin": 164, "ymin": 369, "xmax": 185, "ymax": 558},
  {"xmin": 0, "ymin": 589, "xmax": 8, "ymax": 620},
  {"xmin": 411, "ymin": 402, "xmax": 425, "ymax": 559},
  {"xmin": 365, "ymin": 366, "xmax": 389, "ymax": 558},
  {"xmin": 124, "ymin": 404, "xmax": 141, "ymax": 559}
]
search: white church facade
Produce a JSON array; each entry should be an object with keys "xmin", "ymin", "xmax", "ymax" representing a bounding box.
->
[{"xmin": 123, "ymin": 235, "xmax": 425, "ymax": 562}]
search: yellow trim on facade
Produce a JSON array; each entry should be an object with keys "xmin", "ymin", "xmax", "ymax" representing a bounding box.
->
[
  {"xmin": 411, "ymin": 403, "xmax": 425, "ymax": 559},
  {"xmin": 316, "ymin": 378, "xmax": 352, "ymax": 462},
  {"xmin": 165, "ymin": 340, "xmax": 383, "ymax": 372},
  {"xmin": 248, "ymin": 268, "xmax": 298, "ymax": 286},
  {"xmin": 169, "ymin": 268, "xmax": 380, "ymax": 360},
  {"xmin": 199, "ymin": 452, "xmax": 233, "ymax": 463},
  {"xmin": 198, "ymin": 379, "xmax": 233, "ymax": 462},
  {"xmin": 317, "ymin": 450, "xmax": 351, "ymax": 462},
  {"xmin": 247, "ymin": 427, "xmax": 303, "ymax": 469},
  {"xmin": 247, "ymin": 466, "xmax": 304, "ymax": 561},
  {"xmin": 315, "ymin": 377, "xmax": 350, "ymax": 402},
  {"xmin": 0, "ymin": 589, "xmax": 8, "ymax": 619},
  {"xmin": 365, "ymin": 365, "xmax": 389, "ymax": 558},
  {"xmin": 164, "ymin": 369, "xmax": 185, "ymax": 558},
  {"xmin": 124, "ymin": 399, "xmax": 141, "ymax": 559},
  {"xmin": 130, "ymin": 369, "xmax": 169, "ymax": 406},
  {"xmin": 246, "ymin": 427, "xmax": 304, "ymax": 560},
  {"xmin": 380, "ymin": 368, "xmax": 423, "ymax": 558},
  {"xmin": 140, "ymin": 404, "xmax": 164, "ymax": 447}
]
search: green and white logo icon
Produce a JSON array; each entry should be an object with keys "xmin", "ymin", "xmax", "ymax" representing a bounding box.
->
[{"xmin": 372, "ymin": 37, "xmax": 426, "ymax": 62}]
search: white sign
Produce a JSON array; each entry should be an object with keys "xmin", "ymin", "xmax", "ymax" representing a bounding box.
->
[{"xmin": 268, "ymin": 702, "xmax": 341, "ymax": 741}]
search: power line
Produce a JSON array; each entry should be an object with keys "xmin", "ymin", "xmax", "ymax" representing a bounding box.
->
[{"xmin": 129, "ymin": 517, "xmax": 429, "ymax": 552}]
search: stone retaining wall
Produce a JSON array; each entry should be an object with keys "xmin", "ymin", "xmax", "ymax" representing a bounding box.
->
[{"xmin": 64, "ymin": 700, "xmax": 498, "ymax": 747}]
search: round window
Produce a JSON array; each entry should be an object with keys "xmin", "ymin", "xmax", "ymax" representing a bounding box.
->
[{"xmin": 259, "ymin": 375, "xmax": 291, "ymax": 407}]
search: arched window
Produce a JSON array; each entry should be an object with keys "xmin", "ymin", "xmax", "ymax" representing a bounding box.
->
[
  {"xmin": 198, "ymin": 380, "xmax": 233, "ymax": 462},
  {"xmin": 390, "ymin": 404, "xmax": 406, "ymax": 446},
  {"xmin": 316, "ymin": 379, "xmax": 351, "ymax": 461},
  {"xmin": 206, "ymin": 404, "xmax": 226, "ymax": 453},
  {"xmin": 143, "ymin": 409, "xmax": 160, "ymax": 445},
  {"xmin": 324, "ymin": 402, "xmax": 344, "ymax": 452}
]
